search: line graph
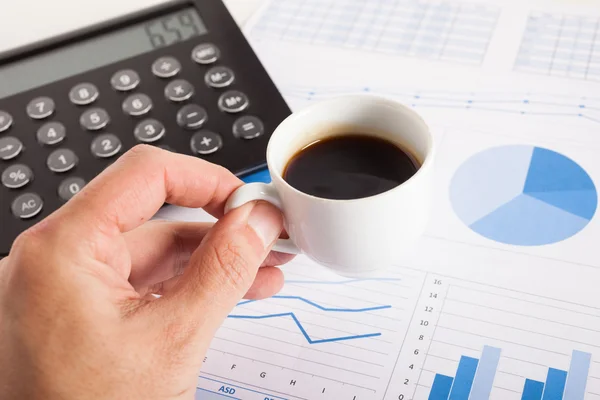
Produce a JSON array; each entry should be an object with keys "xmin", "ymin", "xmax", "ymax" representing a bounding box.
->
[
  {"xmin": 236, "ymin": 295, "xmax": 393, "ymax": 312},
  {"xmin": 284, "ymin": 278, "xmax": 403, "ymax": 285}
]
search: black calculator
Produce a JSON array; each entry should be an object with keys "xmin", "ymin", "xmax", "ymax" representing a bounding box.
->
[{"xmin": 0, "ymin": 0, "xmax": 291, "ymax": 257}]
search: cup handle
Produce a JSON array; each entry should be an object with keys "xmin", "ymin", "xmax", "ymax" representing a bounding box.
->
[{"xmin": 224, "ymin": 183, "xmax": 300, "ymax": 255}]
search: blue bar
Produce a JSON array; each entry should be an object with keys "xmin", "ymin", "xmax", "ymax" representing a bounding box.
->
[
  {"xmin": 563, "ymin": 350, "xmax": 592, "ymax": 400},
  {"xmin": 522, "ymin": 379, "xmax": 544, "ymax": 400},
  {"xmin": 449, "ymin": 356, "xmax": 479, "ymax": 400},
  {"xmin": 469, "ymin": 346, "xmax": 502, "ymax": 400},
  {"xmin": 241, "ymin": 168, "xmax": 271, "ymax": 183},
  {"xmin": 542, "ymin": 368, "xmax": 568, "ymax": 400},
  {"xmin": 429, "ymin": 374, "xmax": 454, "ymax": 400}
]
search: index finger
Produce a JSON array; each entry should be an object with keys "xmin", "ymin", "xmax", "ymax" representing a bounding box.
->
[{"xmin": 59, "ymin": 145, "xmax": 243, "ymax": 238}]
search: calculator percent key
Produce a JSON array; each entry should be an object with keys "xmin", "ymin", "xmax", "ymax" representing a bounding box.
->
[{"xmin": 1, "ymin": 164, "xmax": 32, "ymax": 189}]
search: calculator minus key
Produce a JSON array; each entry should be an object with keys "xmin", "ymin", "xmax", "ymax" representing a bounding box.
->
[
  {"xmin": 111, "ymin": 69, "xmax": 140, "ymax": 91},
  {"xmin": 27, "ymin": 96, "xmax": 55, "ymax": 119},
  {"xmin": 0, "ymin": 111, "xmax": 13, "ymax": 133},
  {"xmin": 0, "ymin": 137, "xmax": 23, "ymax": 160},
  {"xmin": 152, "ymin": 56, "xmax": 181, "ymax": 78},
  {"xmin": 177, "ymin": 104, "xmax": 208, "ymax": 129},
  {"xmin": 12, "ymin": 192, "xmax": 44, "ymax": 219},
  {"xmin": 123, "ymin": 93, "xmax": 153, "ymax": 116},
  {"xmin": 2, "ymin": 164, "xmax": 33, "ymax": 189},
  {"xmin": 80, "ymin": 108, "xmax": 110, "ymax": 131},
  {"xmin": 91, "ymin": 133, "xmax": 122, "ymax": 158},
  {"xmin": 205, "ymin": 66, "xmax": 235, "ymax": 88},
  {"xmin": 47, "ymin": 148, "xmax": 78, "ymax": 173},
  {"xmin": 69, "ymin": 83, "xmax": 99, "ymax": 105}
]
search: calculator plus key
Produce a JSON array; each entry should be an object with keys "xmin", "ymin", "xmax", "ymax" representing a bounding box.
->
[
  {"xmin": 0, "ymin": 137, "xmax": 23, "ymax": 160},
  {"xmin": 91, "ymin": 134, "xmax": 122, "ymax": 158},
  {"xmin": 152, "ymin": 56, "xmax": 181, "ymax": 78},
  {"xmin": 111, "ymin": 69, "xmax": 140, "ymax": 92},
  {"xmin": 165, "ymin": 79, "xmax": 194, "ymax": 102},
  {"xmin": 177, "ymin": 104, "xmax": 207, "ymax": 129},
  {"xmin": 27, "ymin": 97, "xmax": 55, "ymax": 120},
  {"xmin": 37, "ymin": 122, "xmax": 66, "ymax": 146},
  {"xmin": 2, "ymin": 164, "xmax": 32, "ymax": 189},
  {"xmin": 192, "ymin": 43, "xmax": 220, "ymax": 64},
  {"xmin": 191, "ymin": 131, "xmax": 223, "ymax": 155},
  {"xmin": 0, "ymin": 111, "xmax": 13, "ymax": 133},
  {"xmin": 205, "ymin": 66, "xmax": 234, "ymax": 88},
  {"xmin": 47, "ymin": 149, "xmax": 78, "ymax": 173},
  {"xmin": 123, "ymin": 94, "xmax": 153, "ymax": 116},
  {"xmin": 11, "ymin": 193, "xmax": 43, "ymax": 220},
  {"xmin": 80, "ymin": 108, "xmax": 110, "ymax": 131},
  {"xmin": 69, "ymin": 83, "xmax": 99, "ymax": 105},
  {"xmin": 134, "ymin": 119, "xmax": 165, "ymax": 143},
  {"xmin": 233, "ymin": 116, "xmax": 264, "ymax": 139},
  {"xmin": 218, "ymin": 90, "xmax": 249, "ymax": 113},
  {"xmin": 58, "ymin": 177, "xmax": 86, "ymax": 201}
]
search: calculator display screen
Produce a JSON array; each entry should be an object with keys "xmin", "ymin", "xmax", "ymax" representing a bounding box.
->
[{"xmin": 0, "ymin": 7, "xmax": 208, "ymax": 99}]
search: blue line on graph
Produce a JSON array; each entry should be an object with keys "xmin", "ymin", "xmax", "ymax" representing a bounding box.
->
[
  {"xmin": 285, "ymin": 277, "xmax": 402, "ymax": 285},
  {"xmin": 198, "ymin": 376, "xmax": 288, "ymax": 400},
  {"xmin": 227, "ymin": 312, "xmax": 382, "ymax": 344},
  {"xmin": 237, "ymin": 295, "xmax": 392, "ymax": 312}
]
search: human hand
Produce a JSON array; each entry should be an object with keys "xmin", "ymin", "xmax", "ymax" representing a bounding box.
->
[{"xmin": 0, "ymin": 145, "xmax": 292, "ymax": 399}]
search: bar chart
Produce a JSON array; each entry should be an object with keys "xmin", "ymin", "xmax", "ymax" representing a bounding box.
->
[{"xmin": 384, "ymin": 275, "xmax": 600, "ymax": 400}]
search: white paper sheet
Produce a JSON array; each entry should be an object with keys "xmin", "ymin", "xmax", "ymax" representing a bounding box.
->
[{"xmin": 157, "ymin": 1, "xmax": 600, "ymax": 398}]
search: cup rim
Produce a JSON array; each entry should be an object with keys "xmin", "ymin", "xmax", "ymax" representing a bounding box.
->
[{"xmin": 266, "ymin": 93, "xmax": 435, "ymax": 203}]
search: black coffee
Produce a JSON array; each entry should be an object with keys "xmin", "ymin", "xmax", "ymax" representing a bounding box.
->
[{"xmin": 283, "ymin": 134, "xmax": 420, "ymax": 200}]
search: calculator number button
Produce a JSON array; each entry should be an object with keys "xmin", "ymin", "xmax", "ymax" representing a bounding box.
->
[
  {"xmin": 12, "ymin": 193, "xmax": 43, "ymax": 219},
  {"xmin": 192, "ymin": 43, "xmax": 220, "ymax": 64},
  {"xmin": 111, "ymin": 69, "xmax": 140, "ymax": 92},
  {"xmin": 0, "ymin": 111, "xmax": 13, "ymax": 133},
  {"xmin": 134, "ymin": 119, "xmax": 165, "ymax": 143},
  {"xmin": 165, "ymin": 79, "xmax": 194, "ymax": 102},
  {"xmin": 191, "ymin": 131, "xmax": 223, "ymax": 155},
  {"xmin": 123, "ymin": 94, "xmax": 153, "ymax": 116},
  {"xmin": 58, "ymin": 177, "xmax": 86, "ymax": 201},
  {"xmin": 218, "ymin": 91, "xmax": 250, "ymax": 113},
  {"xmin": 0, "ymin": 137, "xmax": 23, "ymax": 160},
  {"xmin": 91, "ymin": 134, "xmax": 122, "ymax": 158},
  {"xmin": 37, "ymin": 122, "xmax": 66, "ymax": 146},
  {"xmin": 27, "ymin": 97, "xmax": 55, "ymax": 120},
  {"xmin": 2, "ymin": 164, "xmax": 33, "ymax": 189},
  {"xmin": 69, "ymin": 83, "xmax": 99, "ymax": 105},
  {"xmin": 81, "ymin": 108, "xmax": 110, "ymax": 131},
  {"xmin": 233, "ymin": 116, "xmax": 264, "ymax": 140},
  {"xmin": 177, "ymin": 104, "xmax": 208, "ymax": 129},
  {"xmin": 152, "ymin": 56, "xmax": 181, "ymax": 78},
  {"xmin": 205, "ymin": 66, "xmax": 235, "ymax": 88},
  {"xmin": 47, "ymin": 149, "xmax": 78, "ymax": 173}
]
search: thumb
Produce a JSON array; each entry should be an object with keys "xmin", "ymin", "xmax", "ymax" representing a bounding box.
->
[{"xmin": 158, "ymin": 201, "xmax": 284, "ymax": 331}]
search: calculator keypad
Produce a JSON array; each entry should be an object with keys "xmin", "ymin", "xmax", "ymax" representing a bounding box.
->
[
  {"xmin": 190, "ymin": 130, "xmax": 223, "ymax": 155},
  {"xmin": 0, "ymin": 111, "xmax": 13, "ymax": 132},
  {"xmin": 2, "ymin": 164, "xmax": 32, "ymax": 189},
  {"xmin": 37, "ymin": 122, "xmax": 66, "ymax": 146},
  {"xmin": 58, "ymin": 177, "xmax": 86, "ymax": 201},
  {"xmin": 205, "ymin": 66, "xmax": 234, "ymax": 88},
  {"xmin": 111, "ymin": 69, "xmax": 140, "ymax": 92},
  {"xmin": 47, "ymin": 149, "xmax": 78, "ymax": 173},
  {"xmin": 218, "ymin": 90, "xmax": 249, "ymax": 113},
  {"xmin": 177, "ymin": 104, "xmax": 208, "ymax": 129},
  {"xmin": 91, "ymin": 134, "xmax": 122, "ymax": 158},
  {"xmin": 81, "ymin": 108, "xmax": 110, "ymax": 131},
  {"xmin": 122, "ymin": 93, "xmax": 153, "ymax": 116},
  {"xmin": 152, "ymin": 56, "xmax": 181, "ymax": 78},
  {"xmin": 192, "ymin": 43, "xmax": 220, "ymax": 64},
  {"xmin": 0, "ymin": 137, "xmax": 23, "ymax": 160},
  {"xmin": 11, "ymin": 193, "xmax": 43, "ymax": 219},
  {"xmin": 134, "ymin": 119, "xmax": 165, "ymax": 143},
  {"xmin": 27, "ymin": 97, "xmax": 55, "ymax": 119},
  {"xmin": 165, "ymin": 79, "xmax": 194, "ymax": 102},
  {"xmin": 69, "ymin": 83, "xmax": 99, "ymax": 105}
]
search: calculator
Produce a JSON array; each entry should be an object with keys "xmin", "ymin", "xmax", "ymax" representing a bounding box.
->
[{"xmin": 0, "ymin": 0, "xmax": 291, "ymax": 257}]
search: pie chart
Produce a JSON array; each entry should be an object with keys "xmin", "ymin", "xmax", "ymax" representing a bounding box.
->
[{"xmin": 450, "ymin": 145, "xmax": 597, "ymax": 246}]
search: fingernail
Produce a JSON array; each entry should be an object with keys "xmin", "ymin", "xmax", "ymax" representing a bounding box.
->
[{"xmin": 247, "ymin": 202, "xmax": 283, "ymax": 247}]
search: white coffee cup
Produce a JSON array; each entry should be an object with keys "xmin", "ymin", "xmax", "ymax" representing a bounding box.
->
[{"xmin": 224, "ymin": 94, "xmax": 435, "ymax": 277}]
